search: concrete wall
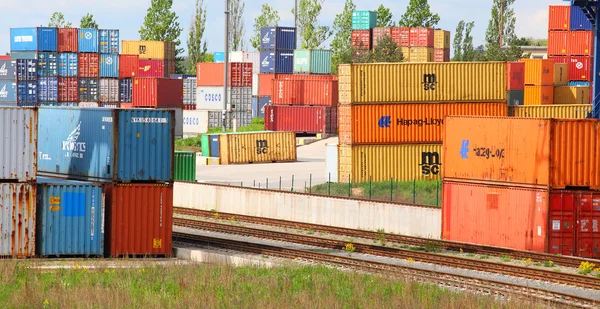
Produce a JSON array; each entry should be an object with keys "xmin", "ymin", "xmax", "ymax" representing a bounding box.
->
[{"xmin": 174, "ymin": 182, "xmax": 441, "ymax": 239}]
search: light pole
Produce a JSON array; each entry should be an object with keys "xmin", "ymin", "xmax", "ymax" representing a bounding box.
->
[{"xmin": 223, "ymin": 0, "xmax": 231, "ymax": 132}]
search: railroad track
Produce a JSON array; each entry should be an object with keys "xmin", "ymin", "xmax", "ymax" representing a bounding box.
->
[
  {"xmin": 173, "ymin": 232, "xmax": 600, "ymax": 309},
  {"xmin": 174, "ymin": 207, "xmax": 599, "ymax": 269},
  {"xmin": 173, "ymin": 217, "xmax": 600, "ymax": 291}
]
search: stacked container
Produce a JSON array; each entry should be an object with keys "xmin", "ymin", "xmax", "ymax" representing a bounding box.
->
[
  {"xmin": 122, "ymin": 40, "xmax": 176, "ymax": 78},
  {"xmin": 520, "ymin": 59, "xmax": 554, "ymax": 105},
  {"xmin": 171, "ymin": 74, "xmax": 197, "ymax": 110},
  {"xmin": 78, "ymin": 28, "xmax": 99, "ymax": 106},
  {"xmin": 351, "ymin": 11, "xmax": 376, "ymax": 60},
  {"xmin": 0, "ymin": 57, "xmax": 17, "ymax": 105}
]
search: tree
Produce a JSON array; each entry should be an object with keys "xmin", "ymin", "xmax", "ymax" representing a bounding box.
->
[
  {"xmin": 399, "ymin": 0, "xmax": 440, "ymax": 28},
  {"xmin": 80, "ymin": 13, "xmax": 98, "ymax": 29},
  {"xmin": 452, "ymin": 20, "xmax": 475, "ymax": 61},
  {"xmin": 452, "ymin": 21, "xmax": 464, "ymax": 61},
  {"xmin": 330, "ymin": 0, "xmax": 355, "ymax": 74},
  {"xmin": 485, "ymin": 0, "xmax": 516, "ymax": 46},
  {"xmin": 187, "ymin": 0, "xmax": 208, "ymax": 74},
  {"xmin": 251, "ymin": 4, "xmax": 280, "ymax": 50},
  {"xmin": 293, "ymin": 0, "xmax": 332, "ymax": 49},
  {"xmin": 376, "ymin": 5, "xmax": 395, "ymax": 27},
  {"xmin": 368, "ymin": 35, "xmax": 404, "ymax": 62},
  {"xmin": 49, "ymin": 12, "xmax": 72, "ymax": 28},
  {"xmin": 229, "ymin": 0, "xmax": 246, "ymax": 51},
  {"xmin": 139, "ymin": 0, "xmax": 184, "ymax": 73}
]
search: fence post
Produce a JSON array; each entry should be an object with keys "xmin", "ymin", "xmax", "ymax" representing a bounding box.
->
[
  {"xmin": 328, "ymin": 173, "xmax": 331, "ymax": 196},
  {"xmin": 390, "ymin": 177, "xmax": 393, "ymax": 202},
  {"xmin": 369, "ymin": 176, "xmax": 372, "ymax": 200},
  {"xmin": 291, "ymin": 175, "xmax": 295, "ymax": 192},
  {"xmin": 348, "ymin": 176, "xmax": 351, "ymax": 197},
  {"xmin": 241, "ymin": 181, "xmax": 243, "ymax": 187},
  {"xmin": 413, "ymin": 179, "xmax": 416, "ymax": 204},
  {"xmin": 436, "ymin": 180, "xmax": 440, "ymax": 206},
  {"xmin": 279, "ymin": 176, "xmax": 282, "ymax": 190},
  {"xmin": 253, "ymin": 180, "xmax": 255, "ymax": 187},
  {"xmin": 266, "ymin": 178, "xmax": 269, "ymax": 190},
  {"xmin": 309, "ymin": 174, "xmax": 312, "ymax": 194}
]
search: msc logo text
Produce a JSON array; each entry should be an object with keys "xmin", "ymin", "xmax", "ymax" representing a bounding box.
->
[
  {"xmin": 422, "ymin": 73, "xmax": 437, "ymax": 91},
  {"xmin": 256, "ymin": 140, "xmax": 269, "ymax": 154},
  {"xmin": 419, "ymin": 152, "xmax": 441, "ymax": 176}
]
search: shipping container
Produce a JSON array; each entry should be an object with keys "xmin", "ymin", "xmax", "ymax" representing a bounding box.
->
[
  {"xmin": 259, "ymin": 73, "xmax": 274, "ymax": 96},
  {"xmin": 17, "ymin": 81, "xmax": 37, "ymax": 106},
  {"xmin": 119, "ymin": 54, "xmax": 138, "ymax": 78},
  {"xmin": 58, "ymin": 28, "xmax": 78, "ymax": 53},
  {"xmin": 78, "ymin": 53, "xmax": 99, "ymax": 78},
  {"xmin": 0, "ymin": 81, "xmax": 17, "ymax": 102},
  {"xmin": 58, "ymin": 77, "xmax": 78, "ymax": 102},
  {"xmin": 37, "ymin": 52, "xmax": 58, "ymax": 77},
  {"xmin": 392, "ymin": 27, "xmax": 410, "ymax": 47},
  {"xmin": 524, "ymin": 85, "xmax": 554, "ymax": 105},
  {"xmin": 16, "ymin": 59, "xmax": 37, "ymax": 81},
  {"xmin": 132, "ymin": 78, "xmax": 182, "ymax": 108},
  {"xmin": 338, "ymin": 62, "xmax": 506, "ymax": 104},
  {"xmin": 433, "ymin": 49, "xmax": 450, "ymax": 62},
  {"xmin": 568, "ymin": 31, "xmax": 592, "ymax": 56},
  {"xmin": 569, "ymin": 81, "xmax": 590, "ymax": 87},
  {"xmin": 339, "ymin": 144, "xmax": 442, "ymax": 183},
  {"xmin": 207, "ymin": 111, "xmax": 253, "ymax": 129},
  {"xmin": 38, "ymin": 108, "xmax": 174, "ymax": 182},
  {"xmin": 218, "ymin": 131, "xmax": 297, "ymax": 165},
  {"xmin": 351, "ymin": 30, "xmax": 371, "ymax": 50},
  {"xmin": 38, "ymin": 77, "xmax": 58, "ymax": 102},
  {"xmin": 519, "ymin": 59, "xmax": 554, "ymax": 86},
  {"xmin": 0, "ymin": 60, "xmax": 16, "ymax": 80},
  {"xmin": 138, "ymin": 59, "xmax": 165, "ymax": 78},
  {"xmin": 78, "ymin": 102, "xmax": 99, "ymax": 107},
  {"xmin": 78, "ymin": 78, "xmax": 99, "ymax": 102},
  {"xmin": 271, "ymin": 76, "xmax": 338, "ymax": 106},
  {"xmin": 259, "ymin": 51, "xmax": 294, "ymax": 74},
  {"xmin": 99, "ymin": 29, "xmax": 119, "ymax": 54},
  {"xmin": 0, "ymin": 183, "xmax": 36, "ymax": 257},
  {"xmin": 264, "ymin": 106, "xmax": 337, "ymax": 134},
  {"xmin": 99, "ymin": 79, "xmax": 119, "ymax": 103},
  {"xmin": 196, "ymin": 63, "xmax": 223, "ymax": 86},
  {"xmin": 554, "ymin": 63, "xmax": 568, "ymax": 86},
  {"xmin": 105, "ymin": 183, "xmax": 173, "ymax": 257},
  {"xmin": 434, "ymin": 30, "xmax": 450, "ymax": 49},
  {"xmin": 372, "ymin": 27, "xmax": 392, "ymax": 47},
  {"xmin": 122, "ymin": 41, "xmax": 176, "ymax": 60},
  {"xmin": 11, "ymin": 51, "xmax": 37, "ymax": 60},
  {"xmin": 554, "ymin": 86, "xmax": 590, "ymax": 104},
  {"xmin": 326, "ymin": 143, "xmax": 339, "ymax": 182},
  {"xmin": 0, "ymin": 107, "xmax": 37, "ymax": 181},
  {"xmin": 99, "ymin": 53, "xmax": 119, "ymax": 78},
  {"xmin": 293, "ymin": 49, "xmax": 332, "ymax": 74},
  {"xmin": 99, "ymin": 102, "xmax": 120, "ymax": 108},
  {"xmin": 229, "ymin": 51, "xmax": 261, "ymax": 74},
  {"xmin": 229, "ymin": 87, "xmax": 253, "ymax": 112},
  {"xmin": 351, "ymin": 11, "xmax": 377, "ymax": 30},
  {"xmin": 252, "ymin": 73, "xmax": 259, "ymax": 96},
  {"xmin": 213, "ymin": 52, "xmax": 225, "ymax": 63},
  {"xmin": 549, "ymin": 6, "xmax": 570, "ymax": 31},
  {"xmin": 570, "ymin": 6, "xmax": 593, "ymax": 30},
  {"xmin": 569, "ymin": 56, "xmax": 591, "ymax": 81},
  {"xmin": 338, "ymin": 102, "xmax": 507, "ymax": 145},
  {"xmin": 230, "ymin": 62, "xmax": 253, "ymax": 87},
  {"xmin": 506, "ymin": 62, "xmax": 525, "ymax": 91},
  {"xmin": 408, "ymin": 47, "xmax": 433, "ymax": 62},
  {"xmin": 507, "ymin": 90, "xmax": 524, "ymax": 107},
  {"xmin": 512, "ymin": 104, "xmax": 591, "ymax": 119},
  {"xmin": 181, "ymin": 77, "xmax": 196, "ymax": 108},
  {"xmin": 58, "ymin": 53, "xmax": 78, "ymax": 77},
  {"xmin": 260, "ymin": 27, "xmax": 297, "ymax": 50},
  {"xmin": 78, "ymin": 28, "xmax": 99, "ymax": 53},
  {"xmin": 253, "ymin": 96, "xmax": 270, "ymax": 118},
  {"xmin": 174, "ymin": 151, "xmax": 196, "ymax": 182},
  {"xmin": 547, "ymin": 31, "xmax": 568, "ymax": 56},
  {"xmin": 183, "ymin": 110, "xmax": 209, "ymax": 135},
  {"xmin": 196, "ymin": 86, "xmax": 226, "ymax": 110},
  {"xmin": 10, "ymin": 27, "xmax": 57, "ymax": 51},
  {"xmin": 409, "ymin": 27, "xmax": 434, "ymax": 47},
  {"xmin": 443, "ymin": 116, "xmax": 600, "ymax": 189},
  {"xmin": 36, "ymin": 178, "xmax": 104, "ymax": 257}
]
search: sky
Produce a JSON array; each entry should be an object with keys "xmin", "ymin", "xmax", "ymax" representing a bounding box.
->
[{"xmin": 0, "ymin": 0, "xmax": 568, "ymax": 55}]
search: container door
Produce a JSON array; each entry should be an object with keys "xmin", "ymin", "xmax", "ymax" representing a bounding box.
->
[
  {"xmin": 209, "ymin": 135, "xmax": 220, "ymax": 158},
  {"xmin": 548, "ymin": 192, "xmax": 575, "ymax": 256},
  {"xmin": 575, "ymin": 192, "xmax": 600, "ymax": 258}
]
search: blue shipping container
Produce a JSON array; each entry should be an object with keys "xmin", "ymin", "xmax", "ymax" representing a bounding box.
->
[
  {"xmin": 37, "ymin": 108, "xmax": 174, "ymax": 182},
  {"xmin": 260, "ymin": 27, "xmax": 297, "ymax": 50},
  {"xmin": 119, "ymin": 78, "xmax": 132, "ymax": 103},
  {"xmin": 38, "ymin": 77, "xmax": 58, "ymax": 102},
  {"xmin": 37, "ymin": 52, "xmax": 58, "ymax": 77},
  {"xmin": 58, "ymin": 53, "xmax": 78, "ymax": 77},
  {"xmin": 39, "ymin": 102, "xmax": 77, "ymax": 107},
  {"xmin": 17, "ymin": 81, "xmax": 37, "ymax": 107},
  {"xmin": 11, "ymin": 51, "xmax": 37, "ymax": 60},
  {"xmin": 0, "ymin": 81, "xmax": 17, "ymax": 102},
  {"xmin": 99, "ymin": 53, "xmax": 119, "ymax": 78},
  {"xmin": 209, "ymin": 134, "xmax": 220, "ymax": 158},
  {"xmin": 254, "ymin": 96, "xmax": 271, "ymax": 118},
  {"xmin": 10, "ymin": 27, "xmax": 58, "ymax": 52},
  {"xmin": 78, "ymin": 29, "xmax": 99, "ymax": 53},
  {"xmin": 259, "ymin": 51, "xmax": 294, "ymax": 74},
  {"xmin": 36, "ymin": 177, "xmax": 104, "ymax": 257},
  {"xmin": 352, "ymin": 11, "xmax": 378, "ymax": 30},
  {"xmin": 79, "ymin": 78, "xmax": 99, "ymax": 102},
  {"xmin": 99, "ymin": 29, "xmax": 119, "ymax": 54},
  {"xmin": 213, "ymin": 52, "xmax": 225, "ymax": 63},
  {"xmin": 0, "ymin": 60, "xmax": 16, "ymax": 80},
  {"xmin": 16, "ymin": 59, "xmax": 37, "ymax": 81},
  {"xmin": 570, "ymin": 6, "xmax": 593, "ymax": 31},
  {"xmin": 568, "ymin": 81, "xmax": 590, "ymax": 87}
]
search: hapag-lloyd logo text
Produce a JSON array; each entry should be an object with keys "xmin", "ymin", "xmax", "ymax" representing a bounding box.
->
[
  {"xmin": 378, "ymin": 116, "xmax": 444, "ymax": 128},
  {"xmin": 62, "ymin": 122, "xmax": 86, "ymax": 158}
]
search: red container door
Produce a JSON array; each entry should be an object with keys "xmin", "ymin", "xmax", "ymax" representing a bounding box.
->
[
  {"xmin": 569, "ymin": 56, "xmax": 591, "ymax": 81},
  {"xmin": 272, "ymin": 79, "xmax": 302, "ymax": 105},
  {"xmin": 230, "ymin": 63, "xmax": 253, "ymax": 87},
  {"xmin": 351, "ymin": 30, "xmax": 371, "ymax": 49},
  {"xmin": 119, "ymin": 55, "xmax": 139, "ymax": 78},
  {"xmin": 418, "ymin": 28, "xmax": 434, "ymax": 47},
  {"xmin": 399, "ymin": 27, "xmax": 410, "ymax": 46},
  {"xmin": 568, "ymin": 31, "xmax": 593, "ymax": 56},
  {"xmin": 58, "ymin": 77, "xmax": 78, "ymax": 102},
  {"xmin": 548, "ymin": 5, "xmax": 570, "ymax": 31},
  {"xmin": 506, "ymin": 62, "xmax": 525, "ymax": 91},
  {"xmin": 576, "ymin": 192, "xmax": 600, "ymax": 258},
  {"xmin": 58, "ymin": 28, "xmax": 78, "ymax": 52},
  {"xmin": 373, "ymin": 27, "xmax": 392, "ymax": 47},
  {"xmin": 78, "ymin": 53, "xmax": 99, "ymax": 78},
  {"xmin": 548, "ymin": 31, "xmax": 568, "ymax": 56},
  {"xmin": 409, "ymin": 28, "xmax": 419, "ymax": 46},
  {"xmin": 548, "ymin": 192, "xmax": 576, "ymax": 256}
]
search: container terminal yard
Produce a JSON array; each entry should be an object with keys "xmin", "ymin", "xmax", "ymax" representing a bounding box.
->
[{"xmin": 1, "ymin": 0, "xmax": 600, "ymax": 308}]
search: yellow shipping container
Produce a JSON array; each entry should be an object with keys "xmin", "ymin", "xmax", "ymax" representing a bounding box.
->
[
  {"xmin": 338, "ymin": 144, "xmax": 442, "ymax": 183},
  {"xmin": 121, "ymin": 40, "xmax": 176, "ymax": 60},
  {"xmin": 338, "ymin": 62, "xmax": 506, "ymax": 104},
  {"xmin": 524, "ymin": 85, "xmax": 554, "ymax": 105},
  {"xmin": 554, "ymin": 63, "xmax": 568, "ymax": 86},
  {"xmin": 401, "ymin": 47, "xmax": 410, "ymax": 60},
  {"xmin": 219, "ymin": 131, "xmax": 297, "ymax": 165},
  {"xmin": 434, "ymin": 30, "xmax": 451, "ymax": 49},
  {"xmin": 554, "ymin": 86, "xmax": 590, "ymax": 104},
  {"xmin": 513, "ymin": 104, "xmax": 591, "ymax": 119},
  {"xmin": 408, "ymin": 47, "xmax": 434, "ymax": 62}
]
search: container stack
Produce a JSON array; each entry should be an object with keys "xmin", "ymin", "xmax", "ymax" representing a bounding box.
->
[
  {"xmin": 77, "ymin": 28, "xmax": 100, "ymax": 106},
  {"xmin": 98, "ymin": 30, "xmax": 120, "ymax": 108},
  {"xmin": 442, "ymin": 116, "xmax": 600, "ymax": 259},
  {"xmin": 0, "ymin": 57, "xmax": 16, "ymax": 105},
  {"xmin": 351, "ymin": 10, "xmax": 377, "ymax": 60},
  {"xmin": 520, "ymin": 58, "xmax": 555, "ymax": 105}
]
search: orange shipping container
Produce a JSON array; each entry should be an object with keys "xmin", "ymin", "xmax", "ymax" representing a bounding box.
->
[
  {"xmin": 524, "ymin": 86, "xmax": 553, "ymax": 105},
  {"xmin": 548, "ymin": 5, "xmax": 570, "ymax": 31},
  {"xmin": 547, "ymin": 31, "xmax": 568, "ymax": 56},
  {"xmin": 338, "ymin": 102, "xmax": 507, "ymax": 145},
  {"xmin": 554, "ymin": 63, "xmax": 568, "ymax": 86},
  {"xmin": 519, "ymin": 59, "xmax": 554, "ymax": 86},
  {"xmin": 443, "ymin": 116, "xmax": 600, "ymax": 189},
  {"xmin": 568, "ymin": 31, "xmax": 592, "ymax": 56}
]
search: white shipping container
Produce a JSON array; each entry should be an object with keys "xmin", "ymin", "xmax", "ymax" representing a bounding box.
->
[
  {"xmin": 252, "ymin": 73, "xmax": 259, "ymax": 96},
  {"xmin": 197, "ymin": 86, "xmax": 227, "ymax": 110},
  {"xmin": 0, "ymin": 107, "xmax": 37, "ymax": 181},
  {"xmin": 326, "ymin": 143, "xmax": 338, "ymax": 182},
  {"xmin": 183, "ymin": 110, "xmax": 209, "ymax": 135},
  {"xmin": 99, "ymin": 78, "xmax": 119, "ymax": 103},
  {"xmin": 229, "ymin": 51, "xmax": 261, "ymax": 74}
]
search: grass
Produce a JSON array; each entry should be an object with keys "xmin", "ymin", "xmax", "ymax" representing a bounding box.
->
[
  {"xmin": 310, "ymin": 180, "xmax": 442, "ymax": 206},
  {"xmin": 207, "ymin": 117, "xmax": 265, "ymax": 134},
  {"xmin": 174, "ymin": 117, "xmax": 265, "ymax": 152},
  {"xmin": 0, "ymin": 262, "xmax": 543, "ymax": 309}
]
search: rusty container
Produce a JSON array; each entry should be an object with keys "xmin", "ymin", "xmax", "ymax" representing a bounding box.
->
[{"xmin": 0, "ymin": 183, "xmax": 36, "ymax": 258}]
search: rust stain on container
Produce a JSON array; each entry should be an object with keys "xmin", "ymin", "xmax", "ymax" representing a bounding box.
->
[{"xmin": 1, "ymin": 183, "xmax": 36, "ymax": 258}]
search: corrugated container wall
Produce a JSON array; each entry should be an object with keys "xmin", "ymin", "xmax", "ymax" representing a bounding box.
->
[
  {"xmin": 10, "ymin": 27, "xmax": 57, "ymax": 52},
  {"xmin": 106, "ymin": 183, "xmax": 173, "ymax": 257},
  {"xmin": 58, "ymin": 77, "xmax": 78, "ymax": 102},
  {"xmin": 524, "ymin": 86, "xmax": 554, "ymax": 105},
  {"xmin": 570, "ymin": 6, "xmax": 593, "ymax": 30},
  {"xmin": 138, "ymin": 59, "xmax": 165, "ymax": 78},
  {"xmin": 99, "ymin": 29, "xmax": 119, "ymax": 54},
  {"xmin": 408, "ymin": 47, "xmax": 433, "ymax": 62},
  {"xmin": 512, "ymin": 105, "xmax": 591, "ymax": 119},
  {"xmin": 259, "ymin": 74, "xmax": 274, "ymax": 96},
  {"xmin": 119, "ymin": 78, "xmax": 132, "ymax": 103},
  {"xmin": 119, "ymin": 54, "xmax": 138, "ymax": 78},
  {"xmin": 549, "ymin": 6, "xmax": 570, "ymax": 30},
  {"xmin": 38, "ymin": 77, "xmax": 58, "ymax": 102},
  {"xmin": 339, "ymin": 144, "xmax": 443, "ymax": 183},
  {"xmin": 219, "ymin": 132, "xmax": 297, "ymax": 165},
  {"xmin": 260, "ymin": 27, "xmax": 297, "ymax": 50},
  {"xmin": 99, "ymin": 79, "xmax": 119, "ymax": 103},
  {"xmin": 520, "ymin": 59, "xmax": 554, "ymax": 85},
  {"xmin": 433, "ymin": 49, "xmax": 450, "ymax": 63},
  {"xmin": 78, "ymin": 28, "xmax": 99, "ymax": 53},
  {"xmin": 182, "ymin": 110, "xmax": 209, "ymax": 135},
  {"xmin": 338, "ymin": 62, "xmax": 506, "ymax": 104},
  {"xmin": 271, "ymin": 77, "xmax": 338, "ymax": 106},
  {"xmin": 547, "ymin": 31, "xmax": 568, "ymax": 56},
  {"xmin": 16, "ymin": 59, "xmax": 37, "ymax": 81},
  {"xmin": 132, "ymin": 78, "xmax": 183, "ymax": 108},
  {"xmin": 17, "ymin": 81, "xmax": 37, "ymax": 106},
  {"xmin": 554, "ymin": 86, "xmax": 589, "ymax": 104},
  {"xmin": 174, "ymin": 151, "xmax": 196, "ymax": 182},
  {"xmin": 0, "ymin": 183, "xmax": 36, "ymax": 257},
  {"xmin": 196, "ymin": 63, "xmax": 224, "ymax": 86},
  {"xmin": 568, "ymin": 31, "xmax": 592, "ymax": 56},
  {"xmin": 36, "ymin": 178, "xmax": 104, "ymax": 257},
  {"xmin": 58, "ymin": 28, "xmax": 78, "ymax": 52},
  {"xmin": 230, "ymin": 62, "xmax": 253, "ymax": 87},
  {"xmin": 78, "ymin": 78, "xmax": 99, "ymax": 102},
  {"xmin": 434, "ymin": 30, "xmax": 450, "ymax": 49},
  {"xmin": 506, "ymin": 62, "xmax": 525, "ymax": 91},
  {"xmin": 293, "ymin": 50, "xmax": 332, "ymax": 75},
  {"xmin": 11, "ymin": 51, "xmax": 38, "ymax": 60},
  {"xmin": 554, "ymin": 63, "xmax": 569, "ymax": 86},
  {"xmin": 121, "ymin": 41, "xmax": 176, "ymax": 60},
  {"xmin": 99, "ymin": 53, "xmax": 119, "ymax": 78},
  {"xmin": 264, "ymin": 106, "xmax": 337, "ymax": 134},
  {"xmin": 259, "ymin": 51, "xmax": 294, "ymax": 74},
  {"xmin": 372, "ymin": 28, "xmax": 392, "ymax": 48},
  {"xmin": 0, "ymin": 81, "xmax": 17, "ymax": 102},
  {"xmin": 569, "ymin": 56, "xmax": 591, "ymax": 81},
  {"xmin": 0, "ymin": 107, "xmax": 37, "ymax": 181},
  {"xmin": 58, "ymin": 53, "xmax": 78, "ymax": 77},
  {"xmin": 351, "ymin": 30, "xmax": 372, "ymax": 50},
  {"xmin": 351, "ymin": 11, "xmax": 377, "ymax": 30},
  {"xmin": 409, "ymin": 27, "xmax": 434, "ymax": 47},
  {"xmin": 37, "ymin": 52, "xmax": 58, "ymax": 77},
  {"xmin": 78, "ymin": 53, "xmax": 99, "ymax": 78}
]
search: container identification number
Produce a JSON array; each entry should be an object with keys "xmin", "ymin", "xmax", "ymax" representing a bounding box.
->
[
  {"xmin": 473, "ymin": 147, "xmax": 505, "ymax": 159},
  {"xmin": 204, "ymin": 93, "xmax": 222, "ymax": 102}
]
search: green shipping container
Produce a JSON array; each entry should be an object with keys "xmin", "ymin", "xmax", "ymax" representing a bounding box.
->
[
  {"xmin": 507, "ymin": 90, "xmax": 524, "ymax": 107},
  {"xmin": 174, "ymin": 151, "xmax": 197, "ymax": 182},
  {"xmin": 201, "ymin": 135, "xmax": 210, "ymax": 157},
  {"xmin": 293, "ymin": 50, "xmax": 332, "ymax": 74},
  {"xmin": 352, "ymin": 11, "xmax": 377, "ymax": 30}
]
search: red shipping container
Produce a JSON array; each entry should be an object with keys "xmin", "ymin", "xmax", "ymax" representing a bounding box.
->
[
  {"xmin": 58, "ymin": 77, "xmax": 78, "ymax": 102},
  {"xmin": 433, "ymin": 49, "xmax": 450, "ymax": 62},
  {"xmin": 547, "ymin": 31, "xmax": 568, "ymax": 56},
  {"xmin": 119, "ymin": 54, "xmax": 139, "ymax": 78},
  {"xmin": 259, "ymin": 74, "xmax": 275, "ymax": 96},
  {"xmin": 78, "ymin": 53, "xmax": 99, "ymax": 78},
  {"xmin": 58, "ymin": 28, "xmax": 78, "ymax": 52},
  {"xmin": 569, "ymin": 56, "xmax": 591, "ymax": 81},
  {"xmin": 548, "ymin": 5, "xmax": 570, "ymax": 31},
  {"xmin": 132, "ymin": 77, "xmax": 183, "ymax": 108},
  {"xmin": 166, "ymin": 60, "xmax": 176, "ymax": 77},
  {"xmin": 138, "ymin": 60, "xmax": 165, "ymax": 78},
  {"xmin": 351, "ymin": 30, "xmax": 371, "ymax": 50},
  {"xmin": 0, "ymin": 55, "xmax": 10, "ymax": 60},
  {"xmin": 271, "ymin": 77, "xmax": 338, "ymax": 106},
  {"xmin": 120, "ymin": 103, "xmax": 134, "ymax": 109},
  {"xmin": 409, "ymin": 27, "xmax": 434, "ymax": 47},
  {"xmin": 105, "ymin": 183, "xmax": 173, "ymax": 257},
  {"xmin": 568, "ymin": 31, "xmax": 593, "ymax": 56},
  {"xmin": 183, "ymin": 105, "xmax": 196, "ymax": 111},
  {"xmin": 549, "ymin": 55, "xmax": 568, "ymax": 64},
  {"xmin": 230, "ymin": 62, "xmax": 253, "ymax": 87},
  {"xmin": 373, "ymin": 27, "xmax": 392, "ymax": 47},
  {"xmin": 397, "ymin": 27, "xmax": 410, "ymax": 47},
  {"xmin": 265, "ymin": 106, "xmax": 337, "ymax": 134},
  {"xmin": 506, "ymin": 62, "xmax": 525, "ymax": 91}
]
